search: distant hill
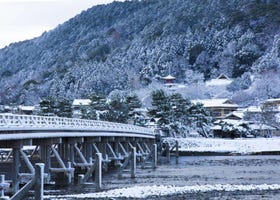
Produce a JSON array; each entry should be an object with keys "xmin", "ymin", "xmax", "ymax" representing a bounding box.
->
[{"xmin": 0, "ymin": 0, "xmax": 280, "ymax": 104}]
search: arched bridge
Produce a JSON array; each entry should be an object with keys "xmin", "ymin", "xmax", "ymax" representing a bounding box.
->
[
  {"xmin": 0, "ymin": 114, "xmax": 155, "ymax": 140},
  {"xmin": 0, "ymin": 114, "xmax": 158, "ymax": 200}
]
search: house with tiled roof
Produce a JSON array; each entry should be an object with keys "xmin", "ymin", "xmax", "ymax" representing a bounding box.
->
[{"xmin": 192, "ymin": 98, "xmax": 239, "ymax": 119}]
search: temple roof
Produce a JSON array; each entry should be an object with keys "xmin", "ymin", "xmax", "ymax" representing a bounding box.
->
[{"xmin": 162, "ymin": 75, "xmax": 175, "ymax": 80}]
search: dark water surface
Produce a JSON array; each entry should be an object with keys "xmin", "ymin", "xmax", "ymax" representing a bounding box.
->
[{"xmin": 43, "ymin": 155, "xmax": 280, "ymax": 199}]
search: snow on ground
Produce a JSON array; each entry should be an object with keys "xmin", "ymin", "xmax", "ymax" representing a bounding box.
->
[
  {"xmin": 45, "ymin": 184, "xmax": 280, "ymax": 199},
  {"xmin": 165, "ymin": 137, "xmax": 280, "ymax": 154}
]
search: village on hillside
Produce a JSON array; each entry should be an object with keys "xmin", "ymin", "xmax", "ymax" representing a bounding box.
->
[{"xmin": 0, "ymin": 74, "xmax": 279, "ymax": 139}]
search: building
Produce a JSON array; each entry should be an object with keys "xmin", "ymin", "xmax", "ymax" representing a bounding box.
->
[
  {"xmin": 245, "ymin": 99, "xmax": 280, "ymax": 131},
  {"xmin": 206, "ymin": 73, "xmax": 232, "ymax": 87},
  {"xmin": 162, "ymin": 74, "xmax": 186, "ymax": 91},
  {"xmin": 18, "ymin": 105, "xmax": 35, "ymax": 115},
  {"xmin": 262, "ymin": 98, "xmax": 280, "ymax": 112},
  {"xmin": 192, "ymin": 98, "xmax": 239, "ymax": 119},
  {"xmin": 72, "ymin": 99, "xmax": 92, "ymax": 118},
  {"xmin": 212, "ymin": 109, "xmax": 277, "ymax": 138},
  {"xmin": 162, "ymin": 74, "xmax": 176, "ymax": 88}
]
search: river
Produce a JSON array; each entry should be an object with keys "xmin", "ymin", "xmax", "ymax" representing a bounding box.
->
[{"xmin": 43, "ymin": 155, "xmax": 280, "ymax": 199}]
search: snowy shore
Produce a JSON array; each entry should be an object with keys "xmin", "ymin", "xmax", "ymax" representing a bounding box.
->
[
  {"xmin": 44, "ymin": 137, "xmax": 280, "ymax": 199},
  {"xmin": 165, "ymin": 137, "xmax": 280, "ymax": 154},
  {"xmin": 45, "ymin": 184, "xmax": 280, "ymax": 199}
]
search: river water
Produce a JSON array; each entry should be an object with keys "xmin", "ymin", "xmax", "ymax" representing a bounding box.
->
[{"xmin": 43, "ymin": 155, "xmax": 280, "ymax": 199}]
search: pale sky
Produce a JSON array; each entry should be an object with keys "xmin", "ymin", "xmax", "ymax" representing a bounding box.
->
[{"xmin": 0, "ymin": 0, "xmax": 123, "ymax": 48}]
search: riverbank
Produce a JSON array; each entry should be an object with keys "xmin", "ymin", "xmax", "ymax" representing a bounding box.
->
[
  {"xmin": 44, "ymin": 155, "xmax": 280, "ymax": 200},
  {"xmin": 164, "ymin": 137, "xmax": 280, "ymax": 155},
  {"xmin": 42, "ymin": 137, "xmax": 280, "ymax": 199}
]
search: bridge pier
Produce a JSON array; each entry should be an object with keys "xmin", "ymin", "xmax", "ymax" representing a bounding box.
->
[
  {"xmin": 38, "ymin": 142, "xmax": 52, "ymax": 183},
  {"xmin": 130, "ymin": 147, "xmax": 136, "ymax": 179},
  {"xmin": 95, "ymin": 153, "xmax": 102, "ymax": 191},
  {"xmin": 12, "ymin": 148, "xmax": 20, "ymax": 194},
  {"xmin": 1, "ymin": 137, "xmax": 157, "ymax": 198},
  {"xmin": 85, "ymin": 139, "xmax": 93, "ymax": 164}
]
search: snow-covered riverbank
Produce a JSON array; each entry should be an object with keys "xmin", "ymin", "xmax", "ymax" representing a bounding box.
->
[
  {"xmin": 45, "ymin": 184, "xmax": 280, "ymax": 199},
  {"xmin": 165, "ymin": 137, "xmax": 280, "ymax": 154},
  {"xmin": 44, "ymin": 138, "xmax": 280, "ymax": 200}
]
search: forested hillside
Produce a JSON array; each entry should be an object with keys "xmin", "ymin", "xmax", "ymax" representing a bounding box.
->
[{"xmin": 0, "ymin": 0, "xmax": 280, "ymax": 104}]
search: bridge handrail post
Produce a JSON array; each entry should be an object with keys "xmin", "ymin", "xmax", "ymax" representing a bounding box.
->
[{"xmin": 0, "ymin": 174, "xmax": 10, "ymax": 200}]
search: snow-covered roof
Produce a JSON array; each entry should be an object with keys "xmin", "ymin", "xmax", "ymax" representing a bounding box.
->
[
  {"xmin": 72, "ymin": 99, "xmax": 91, "ymax": 106},
  {"xmin": 217, "ymin": 73, "xmax": 230, "ymax": 80},
  {"xmin": 266, "ymin": 98, "xmax": 280, "ymax": 102},
  {"xmin": 206, "ymin": 78, "xmax": 232, "ymax": 86},
  {"xmin": 248, "ymin": 123, "xmax": 276, "ymax": 130},
  {"xmin": 265, "ymin": 98, "xmax": 280, "ymax": 103},
  {"xmin": 245, "ymin": 106, "xmax": 262, "ymax": 113},
  {"xmin": 162, "ymin": 75, "xmax": 175, "ymax": 80},
  {"xmin": 213, "ymin": 118, "xmax": 276, "ymax": 131},
  {"xmin": 223, "ymin": 110, "xmax": 244, "ymax": 120},
  {"xmin": 214, "ymin": 119, "xmax": 248, "ymax": 126},
  {"xmin": 18, "ymin": 106, "xmax": 35, "ymax": 111},
  {"xmin": 192, "ymin": 98, "xmax": 238, "ymax": 108},
  {"xmin": 205, "ymin": 74, "xmax": 232, "ymax": 86}
]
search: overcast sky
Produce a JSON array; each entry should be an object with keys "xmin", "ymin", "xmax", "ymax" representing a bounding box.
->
[{"xmin": 0, "ymin": 0, "xmax": 122, "ymax": 48}]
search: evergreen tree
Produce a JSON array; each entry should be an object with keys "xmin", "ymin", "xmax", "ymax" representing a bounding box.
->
[
  {"xmin": 103, "ymin": 98, "xmax": 129, "ymax": 123},
  {"xmin": 148, "ymin": 89, "xmax": 213, "ymax": 137},
  {"xmin": 39, "ymin": 96, "xmax": 56, "ymax": 116},
  {"xmin": 125, "ymin": 94, "xmax": 142, "ymax": 111},
  {"xmin": 125, "ymin": 93, "xmax": 142, "ymax": 124},
  {"xmin": 168, "ymin": 93, "xmax": 190, "ymax": 136},
  {"xmin": 189, "ymin": 103, "xmax": 213, "ymax": 137},
  {"xmin": 148, "ymin": 89, "xmax": 170, "ymax": 132},
  {"xmin": 56, "ymin": 98, "xmax": 73, "ymax": 118},
  {"xmin": 82, "ymin": 94, "xmax": 107, "ymax": 120}
]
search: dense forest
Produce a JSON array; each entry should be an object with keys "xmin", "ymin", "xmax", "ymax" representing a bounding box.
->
[{"xmin": 0, "ymin": 0, "xmax": 280, "ymax": 104}]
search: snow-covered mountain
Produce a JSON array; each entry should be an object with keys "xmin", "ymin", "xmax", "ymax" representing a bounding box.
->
[{"xmin": 0, "ymin": 0, "xmax": 280, "ymax": 104}]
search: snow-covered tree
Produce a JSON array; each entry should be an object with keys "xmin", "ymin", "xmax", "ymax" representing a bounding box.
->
[
  {"xmin": 102, "ymin": 98, "xmax": 129, "ymax": 123},
  {"xmin": 148, "ymin": 90, "xmax": 213, "ymax": 137},
  {"xmin": 227, "ymin": 72, "xmax": 252, "ymax": 92},
  {"xmin": 39, "ymin": 96, "xmax": 56, "ymax": 116},
  {"xmin": 189, "ymin": 103, "xmax": 214, "ymax": 137},
  {"xmin": 56, "ymin": 98, "xmax": 72, "ymax": 118},
  {"xmin": 82, "ymin": 94, "xmax": 107, "ymax": 120}
]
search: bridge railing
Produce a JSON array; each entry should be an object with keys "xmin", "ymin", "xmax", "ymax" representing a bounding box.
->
[{"xmin": 0, "ymin": 114, "xmax": 154, "ymax": 135}]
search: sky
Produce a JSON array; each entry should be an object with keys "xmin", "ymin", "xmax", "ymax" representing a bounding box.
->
[{"xmin": 0, "ymin": 0, "xmax": 122, "ymax": 48}]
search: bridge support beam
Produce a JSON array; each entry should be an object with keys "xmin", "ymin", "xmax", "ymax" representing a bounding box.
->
[
  {"xmin": 95, "ymin": 153, "xmax": 102, "ymax": 191},
  {"xmin": 40, "ymin": 145, "xmax": 51, "ymax": 181},
  {"xmin": 130, "ymin": 147, "xmax": 136, "ymax": 179},
  {"xmin": 86, "ymin": 143, "xmax": 93, "ymax": 164},
  {"xmin": 166, "ymin": 142, "xmax": 170, "ymax": 163},
  {"xmin": 12, "ymin": 148, "xmax": 20, "ymax": 194},
  {"xmin": 69, "ymin": 144, "xmax": 75, "ymax": 164},
  {"xmin": 50, "ymin": 146, "xmax": 74, "ymax": 185},
  {"xmin": 34, "ymin": 139, "xmax": 55, "ymax": 183},
  {"xmin": 152, "ymin": 144, "xmax": 157, "ymax": 169},
  {"xmin": 176, "ymin": 140, "xmax": 179, "ymax": 164},
  {"xmin": 34, "ymin": 163, "xmax": 45, "ymax": 200}
]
